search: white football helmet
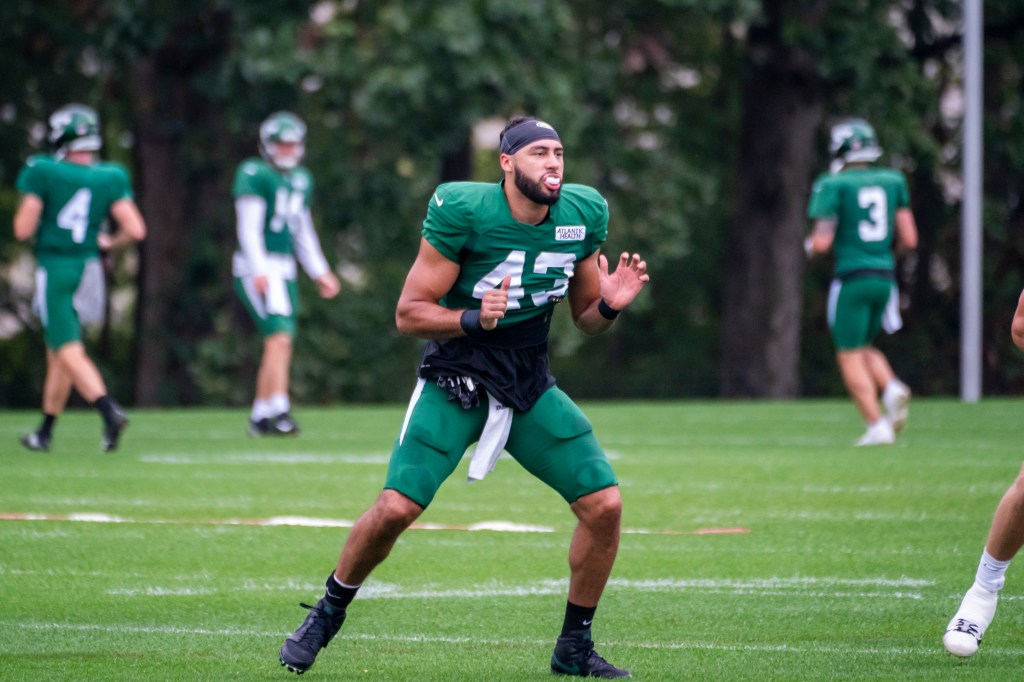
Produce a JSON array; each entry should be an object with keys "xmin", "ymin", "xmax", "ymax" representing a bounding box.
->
[{"xmin": 258, "ymin": 111, "xmax": 306, "ymax": 170}]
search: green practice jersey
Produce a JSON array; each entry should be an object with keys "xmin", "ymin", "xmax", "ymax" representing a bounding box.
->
[
  {"xmin": 232, "ymin": 158, "xmax": 314, "ymax": 257},
  {"xmin": 807, "ymin": 167, "xmax": 910, "ymax": 276},
  {"xmin": 423, "ymin": 181, "xmax": 609, "ymax": 327},
  {"xmin": 16, "ymin": 154, "xmax": 132, "ymax": 258}
]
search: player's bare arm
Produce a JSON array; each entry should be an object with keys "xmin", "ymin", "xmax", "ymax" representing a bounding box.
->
[
  {"xmin": 396, "ymin": 237, "xmax": 477, "ymax": 339},
  {"xmin": 805, "ymin": 219, "xmax": 837, "ymax": 258},
  {"xmin": 1011, "ymin": 288, "xmax": 1024, "ymax": 352},
  {"xmin": 569, "ymin": 250, "xmax": 649, "ymax": 336},
  {"xmin": 13, "ymin": 194, "xmax": 43, "ymax": 241},
  {"xmin": 99, "ymin": 199, "xmax": 147, "ymax": 250},
  {"xmin": 894, "ymin": 207, "xmax": 918, "ymax": 255}
]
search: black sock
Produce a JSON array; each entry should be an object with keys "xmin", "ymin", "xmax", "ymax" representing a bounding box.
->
[
  {"xmin": 94, "ymin": 395, "xmax": 118, "ymax": 426},
  {"xmin": 38, "ymin": 414, "xmax": 57, "ymax": 439},
  {"xmin": 561, "ymin": 601, "xmax": 596, "ymax": 638},
  {"xmin": 324, "ymin": 573, "xmax": 359, "ymax": 610}
]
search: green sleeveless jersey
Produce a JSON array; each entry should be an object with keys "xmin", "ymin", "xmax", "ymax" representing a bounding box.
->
[
  {"xmin": 423, "ymin": 181, "xmax": 608, "ymax": 327},
  {"xmin": 16, "ymin": 154, "xmax": 133, "ymax": 258},
  {"xmin": 807, "ymin": 167, "xmax": 910, "ymax": 276},
  {"xmin": 232, "ymin": 158, "xmax": 314, "ymax": 256}
]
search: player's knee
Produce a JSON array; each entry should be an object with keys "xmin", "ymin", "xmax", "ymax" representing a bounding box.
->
[
  {"xmin": 265, "ymin": 333, "xmax": 292, "ymax": 350},
  {"xmin": 54, "ymin": 341, "xmax": 88, "ymax": 368},
  {"xmin": 374, "ymin": 490, "xmax": 424, "ymax": 531},
  {"xmin": 575, "ymin": 486, "xmax": 622, "ymax": 527},
  {"xmin": 1009, "ymin": 465, "xmax": 1024, "ymax": 497}
]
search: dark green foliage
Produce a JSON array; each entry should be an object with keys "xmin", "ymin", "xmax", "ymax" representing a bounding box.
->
[{"xmin": 2, "ymin": 1, "xmax": 1024, "ymax": 405}]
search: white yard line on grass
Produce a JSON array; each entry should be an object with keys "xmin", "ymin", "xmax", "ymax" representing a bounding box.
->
[
  {"xmin": 139, "ymin": 452, "xmax": 393, "ymax": 465},
  {"xmin": 100, "ymin": 576, "xmax": 930, "ymax": 600},
  {"xmin": 0, "ymin": 511, "xmax": 750, "ymax": 536},
  {"xmin": 4, "ymin": 621, "xmax": 1020, "ymax": 657}
]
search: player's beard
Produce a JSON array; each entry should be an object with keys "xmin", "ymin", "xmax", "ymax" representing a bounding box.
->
[{"xmin": 513, "ymin": 165, "xmax": 561, "ymax": 206}]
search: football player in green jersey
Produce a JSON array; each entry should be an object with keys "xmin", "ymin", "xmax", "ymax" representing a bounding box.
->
[
  {"xmin": 14, "ymin": 103, "xmax": 147, "ymax": 453},
  {"xmin": 805, "ymin": 118, "xmax": 918, "ymax": 446},
  {"xmin": 943, "ymin": 289, "xmax": 1024, "ymax": 657},
  {"xmin": 232, "ymin": 112, "xmax": 340, "ymax": 437},
  {"xmin": 279, "ymin": 117, "xmax": 648, "ymax": 678}
]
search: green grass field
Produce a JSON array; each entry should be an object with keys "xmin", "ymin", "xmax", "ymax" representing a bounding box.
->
[{"xmin": 2, "ymin": 398, "xmax": 1023, "ymax": 681}]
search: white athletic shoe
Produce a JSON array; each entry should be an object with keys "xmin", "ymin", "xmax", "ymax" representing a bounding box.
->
[
  {"xmin": 855, "ymin": 419, "xmax": 895, "ymax": 446},
  {"xmin": 883, "ymin": 381, "xmax": 911, "ymax": 434},
  {"xmin": 944, "ymin": 583, "xmax": 998, "ymax": 657}
]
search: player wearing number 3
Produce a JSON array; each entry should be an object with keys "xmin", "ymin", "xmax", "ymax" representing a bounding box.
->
[
  {"xmin": 14, "ymin": 103, "xmax": 146, "ymax": 453},
  {"xmin": 279, "ymin": 116, "xmax": 648, "ymax": 678},
  {"xmin": 804, "ymin": 118, "xmax": 918, "ymax": 446}
]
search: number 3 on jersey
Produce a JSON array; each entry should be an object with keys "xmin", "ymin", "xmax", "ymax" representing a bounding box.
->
[
  {"xmin": 857, "ymin": 186, "xmax": 888, "ymax": 242},
  {"xmin": 56, "ymin": 188, "xmax": 92, "ymax": 244},
  {"xmin": 472, "ymin": 250, "xmax": 577, "ymax": 310}
]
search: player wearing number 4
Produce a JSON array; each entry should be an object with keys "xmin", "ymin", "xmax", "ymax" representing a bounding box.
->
[
  {"xmin": 278, "ymin": 116, "xmax": 648, "ymax": 678},
  {"xmin": 804, "ymin": 118, "xmax": 918, "ymax": 446},
  {"xmin": 232, "ymin": 112, "xmax": 340, "ymax": 437},
  {"xmin": 14, "ymin": 103, "xmax": 146, "ymax": 453}
]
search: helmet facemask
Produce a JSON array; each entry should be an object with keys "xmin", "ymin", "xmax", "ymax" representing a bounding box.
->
[{"xmin": 259, "ymin": 112, "xmax": 307, "ymax": 171}]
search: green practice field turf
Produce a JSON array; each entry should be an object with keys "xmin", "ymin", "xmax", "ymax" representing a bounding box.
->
[{"xmin": 2, "ymin": 399, "xmax": 1023, "ymax": 680}]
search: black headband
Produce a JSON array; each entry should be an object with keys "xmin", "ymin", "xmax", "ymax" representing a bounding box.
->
[{"xmin": 500, "ymin": 119, "xmax": 561, "ymax": 155}]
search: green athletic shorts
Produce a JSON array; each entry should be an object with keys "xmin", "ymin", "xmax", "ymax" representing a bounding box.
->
[
  {"xmin": 385, "ymin": 379, "xmax": 618, "ymax": 508},
  {"xmin": 233, "ymin": 276, "xmax": 299, "ymax": 337},
  {"xmin": 34, "ymin": 255, "xmax": 105, "ymax": 350},
  {"xmin": 827, "ymin": 276, "xmax": 898, "ymax": 350}
]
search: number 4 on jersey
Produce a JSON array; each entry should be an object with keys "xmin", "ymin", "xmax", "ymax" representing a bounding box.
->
[{"xmin": 56, "ymin": 188, "xmax": 92, "ymax": 244}]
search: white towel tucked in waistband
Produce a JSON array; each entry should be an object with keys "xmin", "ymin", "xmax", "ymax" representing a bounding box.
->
[
  {"xmin": 467, "ymin": 391, "xmax": 513, "ymax": 482},
  {"xmin": 882, "ymin": 284, "xmax": 902, "ymax": 334},
  {"xmin": 264, "ymin": 275, "xmax": 292, "ymax": 316}
]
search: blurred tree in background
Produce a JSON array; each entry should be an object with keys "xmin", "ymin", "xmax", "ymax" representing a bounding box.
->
[{"xmin": 1, "ymin": 0, "xmax": 1023, "ymax": 408}]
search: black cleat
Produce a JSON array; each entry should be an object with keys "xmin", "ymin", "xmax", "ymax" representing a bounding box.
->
[
  {"xmin": 248, "ymin": 418, "xmax": 273, "ymax": 437},
  {"xmin": 551, "ymin": 634, "xmax": 631, "ymax": 678},
  {"xmin": 19, "ymin": 432, "xmax": 51, "ymax": 452},
  {"xmin": 280, "ymin": 598, "xmax": 346, "ymax": 674},
  {"xmin": 101, "ymin": 405, "xmax": 129, "ymax": 453},
  {"xmin": 248, "ymin": 414, "xmax": 300, "ymax": 437},
  {"xmin": 273, "ymin": 412, "xmax": 300, "ymax": 436}
]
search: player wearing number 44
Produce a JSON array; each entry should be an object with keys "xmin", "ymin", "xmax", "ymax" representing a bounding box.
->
[
  {"xmin": 14, "ymin": 103, "xmax": 147, "ymax": 454},
  {"xmin": 804, "ymin": 118, "xmax": 918, "ymax": 447},
  {"xmin": 232, "ymin": 112, "xmax": 340, "ymax": 438},
  {"xmin": 278, "ymin": 116, "xmax": 648, "ymax": 678}
]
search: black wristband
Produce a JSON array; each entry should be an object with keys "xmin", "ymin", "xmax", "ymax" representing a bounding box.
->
[
  {"xmin": 460, "ymin": 309, "xmax": 486, "ymax": 336},
  {"xmin": 597, "ymin": 299, "xmax": 621, "ymax": 320}
]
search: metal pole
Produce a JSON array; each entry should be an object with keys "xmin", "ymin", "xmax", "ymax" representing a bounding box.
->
[{"xmin": 961, "ymin": 0, "xmax": 982, "ymax": 402}]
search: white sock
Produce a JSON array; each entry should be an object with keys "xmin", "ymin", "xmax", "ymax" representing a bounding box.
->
[
  {"xmin": 251, "ymin": 399, "xmax": 273, "ymax": 421},
  {"xmin": 269, "ymin": 393, "xmax": 290, "ymax": 416},
  {"xmin": 975, "ymin": 549, "xmax": 1011, "ymax": 593},
  {"xmin": 882, "ymin": 379, "xmax": 906, "ymax": 404}
]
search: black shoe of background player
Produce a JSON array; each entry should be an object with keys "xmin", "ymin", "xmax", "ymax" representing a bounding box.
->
[
  {"xmin": 101, "ymin": 405, "xmax": 129, "ymax": 453},
  {"xmin": 248, "ymin": 414, "xmax": 299, "ymax": 437},
  {"xmin": 273, "ymin": 412, "xmax": 300, "ymax": 436},
  {"xmin": 248, "ymin": 418, "xmax": 272, "ymax": 437},
  {"xmin": 19, "ymin": 431, "xmax": 51, "ymax": 453}
]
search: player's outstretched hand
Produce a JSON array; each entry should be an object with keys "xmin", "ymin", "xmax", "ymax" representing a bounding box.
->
[
  {"xmin": 599, "ymin": 252, "xmax": 649, "ymax": 311},
  {"xmin": 480, "ymin": 275, "xmax": 511, "ymax": 331}
]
